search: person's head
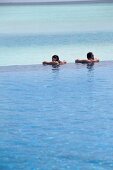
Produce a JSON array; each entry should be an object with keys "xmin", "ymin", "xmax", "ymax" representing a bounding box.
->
[
  {"xmin": 52, "ymin": 55, "xmax": 59, "ymax": 62},
  {"xmin": 87, "ymin": 52, "xmax": 94, "ymax": 60}
]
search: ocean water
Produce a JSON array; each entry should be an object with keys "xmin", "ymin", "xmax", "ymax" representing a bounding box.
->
[
  {"xmin": 0, "ymin": 62, "xmax": 113, "ymax": 170},
  {"xmin": 0, "ymin": 3, "xmax": 113, "ymax": 65}
]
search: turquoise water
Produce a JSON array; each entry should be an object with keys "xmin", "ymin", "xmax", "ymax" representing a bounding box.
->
[
  {"xmin": 0, "ymin": 62, "xmax": 113, "ymax": 169},
  {"xmin": 0, "ymin": 3, "xmax": 113, "ymax": 65}
]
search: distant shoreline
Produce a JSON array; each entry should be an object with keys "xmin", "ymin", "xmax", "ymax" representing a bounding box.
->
[{"xmin": 0, "ymin": 0, "xmax": 113, "ymax": 6}]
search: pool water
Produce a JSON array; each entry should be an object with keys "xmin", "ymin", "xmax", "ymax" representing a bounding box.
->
[{"xmin": 0, "ymin": 62, "xmax": 113, "ymax": 170}]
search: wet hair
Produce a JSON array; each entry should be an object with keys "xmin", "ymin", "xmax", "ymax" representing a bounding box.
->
[
  {"xmin": 52, "ymin": 55, "xmax": 59, "ymax": 61},
  {"xmin": 87, "ymin": 52, "xmax": 94, "ymax": 60}
]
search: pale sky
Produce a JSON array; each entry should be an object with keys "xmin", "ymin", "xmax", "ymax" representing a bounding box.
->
[
  {"xmin": 0, "ymin": 0, "xmax": 112, "ymax": 3},
  {"xmin": 0, "ymin": 0, "xmax": 93, "ymax": 2}
]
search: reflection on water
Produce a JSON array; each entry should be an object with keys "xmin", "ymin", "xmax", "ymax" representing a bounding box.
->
[
  {"xmin": 52, "ymin": 64, "xmax": 60, "ymax": 70},
  {"xmin": 87, "ymin": 62, "xmax": 94, "ymax": 71}
]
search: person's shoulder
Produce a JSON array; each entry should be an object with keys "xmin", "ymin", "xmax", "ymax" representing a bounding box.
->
[
  {"xmin": 59, "ymin": 60, "xmax": 67, "ymax": 65},
  {"xmin": 94, "ymin": 58, "xmax": 99, "ymax": 62}
]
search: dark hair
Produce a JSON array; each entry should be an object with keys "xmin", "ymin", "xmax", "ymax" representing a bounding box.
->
[
  {"xmin": 87, "ymin": 52, "xmax": 94, "ymax": 60},
  {"xmin": 52, "ymin": 55, "xmax": 59, "ymax": 61}
]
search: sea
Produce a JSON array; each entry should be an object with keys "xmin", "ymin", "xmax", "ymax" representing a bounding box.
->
[{"xmin": 0, "ymin": 2, "xmax": 113, "ymax": 65}]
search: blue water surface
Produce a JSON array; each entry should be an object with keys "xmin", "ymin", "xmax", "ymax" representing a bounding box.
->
[
  {"xmin": 0, "ymin": 62, "xmax": 113, "ymax": 170},
  {"xmin": 0, "ymin": 32, "xmax": 113, "ymax": 47}
]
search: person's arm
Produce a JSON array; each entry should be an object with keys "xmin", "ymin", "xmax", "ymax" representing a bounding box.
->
[
  {"xmin": 75, "ymin": 58, "xmax": 100, "ymax": 63},
  {"xmin": 42, "ymin": 61, "xmax": 59, "ymax": 65},
  {"xmin": 75, "ymin": 59, "xmax": 91, "ymax": 64}
]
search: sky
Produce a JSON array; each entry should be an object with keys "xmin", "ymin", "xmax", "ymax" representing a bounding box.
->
[
  {"xmin": 0, "ymin": 0, "xmax": 93, "ymax": 2},
  {"xmin": 0, "ymin": 0, "xmax": 113, "ymax": 3}
]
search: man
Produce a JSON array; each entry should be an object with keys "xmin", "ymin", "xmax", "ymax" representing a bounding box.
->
[
  {"xmin": 75, "ymin": 52, "xmax": 99, "ymax": 64},
  {"xmin": 43, "ymin": 55, "xmax": 67, "ymax": 65}
]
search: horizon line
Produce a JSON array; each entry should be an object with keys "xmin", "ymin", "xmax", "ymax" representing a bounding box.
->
[{"xmin": 0, "ymin": 0, "xmax": 113, "ymax": 5}]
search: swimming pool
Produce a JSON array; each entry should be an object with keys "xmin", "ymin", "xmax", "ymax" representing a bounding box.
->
[{"xmin": 0, "ymin": 62, "xmax": 113, "ymax": 170}]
